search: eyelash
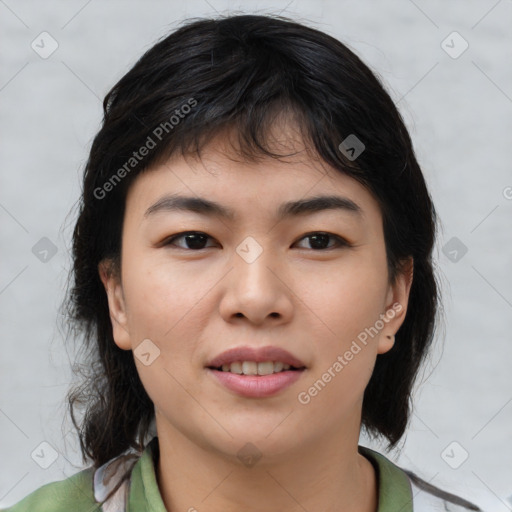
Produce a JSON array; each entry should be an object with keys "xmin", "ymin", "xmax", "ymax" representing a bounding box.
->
[{"xmin": 162, "ymin": 231, "xmax": 351, "ymax": 251}]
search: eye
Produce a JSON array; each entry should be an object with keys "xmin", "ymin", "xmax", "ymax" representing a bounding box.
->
[
  {"xmin": 163, "ymin": 231, "xmax": 217, "ymax": 250},
  {"xmin": 294, "ymin": 232, "xmax": 350, "ymax": 251},
  {"xmin": 163, "ymin": 231, "xmax": 351, "ymax": 251}
]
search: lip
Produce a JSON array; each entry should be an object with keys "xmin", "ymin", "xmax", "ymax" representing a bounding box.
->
[
  {"xmin": 207, "ymin": 368, "xmax": 304, "ymax": 398},
  {"xmin": 206, "ymin": 345, "xmax": 306, "ymax": 369}
]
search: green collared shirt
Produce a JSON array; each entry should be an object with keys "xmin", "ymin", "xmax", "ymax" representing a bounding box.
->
[{"xmin": 1, "ymin": 439, "xmax": 414, "ymax": 512}]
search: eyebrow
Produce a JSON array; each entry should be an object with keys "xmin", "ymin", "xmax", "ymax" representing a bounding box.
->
[{"xmin": 144, "ymin": 193, "xmax": 363, "ymax": 221}]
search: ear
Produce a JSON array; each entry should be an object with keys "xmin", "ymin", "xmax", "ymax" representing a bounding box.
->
[
  {"xmin": 98, "ymin": 259, "xmax": 132, "ymax": 350},
  {"xmin": 377, "ymin": 257, "xmax": 414, "ymax": 355}
]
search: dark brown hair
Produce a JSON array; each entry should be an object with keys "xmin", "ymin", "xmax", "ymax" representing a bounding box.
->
[{"xmin": 63, "ymin": 13, "xmax": 440, "ymax": 469}]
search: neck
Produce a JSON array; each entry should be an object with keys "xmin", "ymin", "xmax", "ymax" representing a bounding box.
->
[{"xmin": 154, "ymin": 414, "xmax": 377, "ymax": 512}]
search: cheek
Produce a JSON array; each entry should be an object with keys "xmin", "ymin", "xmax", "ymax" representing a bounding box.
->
[
  {"xmin": 122, "ymin": 255, "xmax": 208, "ymax": 341},
  {"xmin": 295, "ymin": 251, "xmax": 388, "ymax": 407},
  {"xmin": 121, "ymin": 254, "xmax": 218, "ymax": 396},
  {"xmin": 122, "ymin": 258, "xmax": 209, "ymax": 413},
  {"xmin": 296, "ymin": 271, "xmax": 382, "ymax": 416},
  {"xmin": 300, "ymin": 253, "xmax": 389, "ymax": 345}
]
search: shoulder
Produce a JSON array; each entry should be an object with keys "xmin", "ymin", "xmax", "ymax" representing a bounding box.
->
[
  {"xmin": 1, "ymin": 439, "xmax": 154, "ymax": 512},
  {"xmin": 0, "ymin": 467, "xmax": 99, "ymax": 512},
  {"xmin": 405, "ymin": 469, "xmax": 484, "ymax": 512},
  {"xmin": 359, "ymin": 445, "xmax": 485, "ymax": 512}
]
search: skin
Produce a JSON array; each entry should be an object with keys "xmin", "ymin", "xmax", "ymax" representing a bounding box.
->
[{"xmin": 99, "ymin": 121, "xmax": 413, "ymax": 512}]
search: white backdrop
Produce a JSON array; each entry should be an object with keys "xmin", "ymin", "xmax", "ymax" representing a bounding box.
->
[{"xmin": 1, "ymin": 1, "xmax": 511, "ymax": 510}]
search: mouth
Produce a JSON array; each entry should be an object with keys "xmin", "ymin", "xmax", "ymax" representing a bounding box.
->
[
  {"xmin": 206, "ymin": 345, "xmax": 307, "ymax": 371},
  {"xmin": 205, "ymin": 346, "xmax": 307, "ymax": 398},
  {"xmin": 207, "ymin": 361, "xmax": 306, "ymax": 375}
]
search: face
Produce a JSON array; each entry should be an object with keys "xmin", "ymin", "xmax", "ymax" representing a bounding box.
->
[{"xmin": 99, "ymin": 127, "xmax": 412, "ymax": 464}]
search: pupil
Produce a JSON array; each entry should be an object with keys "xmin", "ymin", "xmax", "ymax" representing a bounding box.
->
[
  {"xmin": 309, "ymin": 234, "xmax": 329, "ymax": 249},
  {"xmin": 186, "ymin": 233, "xmax": 207, "ymax": 249}
]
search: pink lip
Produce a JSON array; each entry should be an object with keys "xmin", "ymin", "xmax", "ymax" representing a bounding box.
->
[
  {"xmin": 207, "ymin": 368, "xmax": 305, "ymax": 398},
  {"xmin": 206, "ymin": 345, "xmax": 306, "ymax": 369}
]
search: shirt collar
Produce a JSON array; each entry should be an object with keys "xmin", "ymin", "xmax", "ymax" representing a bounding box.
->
[
  {"xmin": 359, "ymin": 445, "xmax": 414, "ymax": 512},
  {"xmin": 128, "ymin": 437, "xmax": 166, "ymax": 512},
  {"xmin": 128, "ymin": 438, "xmax": 413, "ymax": 512}
]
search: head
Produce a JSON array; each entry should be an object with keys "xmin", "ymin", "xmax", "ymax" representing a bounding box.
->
[{"xmin": 65, "ymin": 14, "xmax": 439, "ymax": 467}]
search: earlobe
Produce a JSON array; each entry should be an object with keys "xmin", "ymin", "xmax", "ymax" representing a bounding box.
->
[
  {"xmin": 377, "ymin": 334, "xmax": 395, "ymax": 354},
  {"xmin": 98, "ymin": 259, "xmax": 132, "ymax": 351}
]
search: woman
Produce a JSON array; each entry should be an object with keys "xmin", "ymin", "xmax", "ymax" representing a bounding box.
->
[{"xmin": 2, "ymin": 14, "xmax": 483, "ymax": 512}]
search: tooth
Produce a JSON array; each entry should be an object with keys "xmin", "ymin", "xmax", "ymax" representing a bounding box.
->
[
  {"xmin": 242, "ymin": 361, "xmax": 258, "ymax": 375},
  {"xmin": 257, "ymin": 361, "xmax": 274, "ymax": 375},
  {"xmin": 273, "ymin": 361, "xmax": 284, "ymax": 373},
  {"xmin": 221, "ymin": 364, "xmax": 230, "ymax": 372},
  {"xmin": 230, "ymin": 361, "xmax": 243, "ymax": 374},
  {"xmin": 282, "ymin": 363, "xmax": 291, "ymax": 370}
]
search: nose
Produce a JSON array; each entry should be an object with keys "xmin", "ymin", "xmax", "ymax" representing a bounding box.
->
[{"xmin": 218, "ymin": 243, "xmax": 294, "ymax": 326}]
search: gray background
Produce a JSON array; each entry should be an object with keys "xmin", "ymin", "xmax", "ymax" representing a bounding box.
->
[{"xmin": 1, "ymin": 0, "xmax": 511, "ymax": 510}]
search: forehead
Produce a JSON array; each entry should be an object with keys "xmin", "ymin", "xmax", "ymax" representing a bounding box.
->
[{"xmin": 124, "ymin": 128, "xmax": 382, "ymax": 226}]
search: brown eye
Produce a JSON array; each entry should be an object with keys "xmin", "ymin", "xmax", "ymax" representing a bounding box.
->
[
  {"xmin": 294, "ymin": 232, "xmax": 350, "ymax": 250},
  {"xmin": 164, "ymin": 231, "xmax": 217, "ymax": 250},
  {"xmin": 163, "ymin": 231, "xmax": 350, "ymax": 251}
]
